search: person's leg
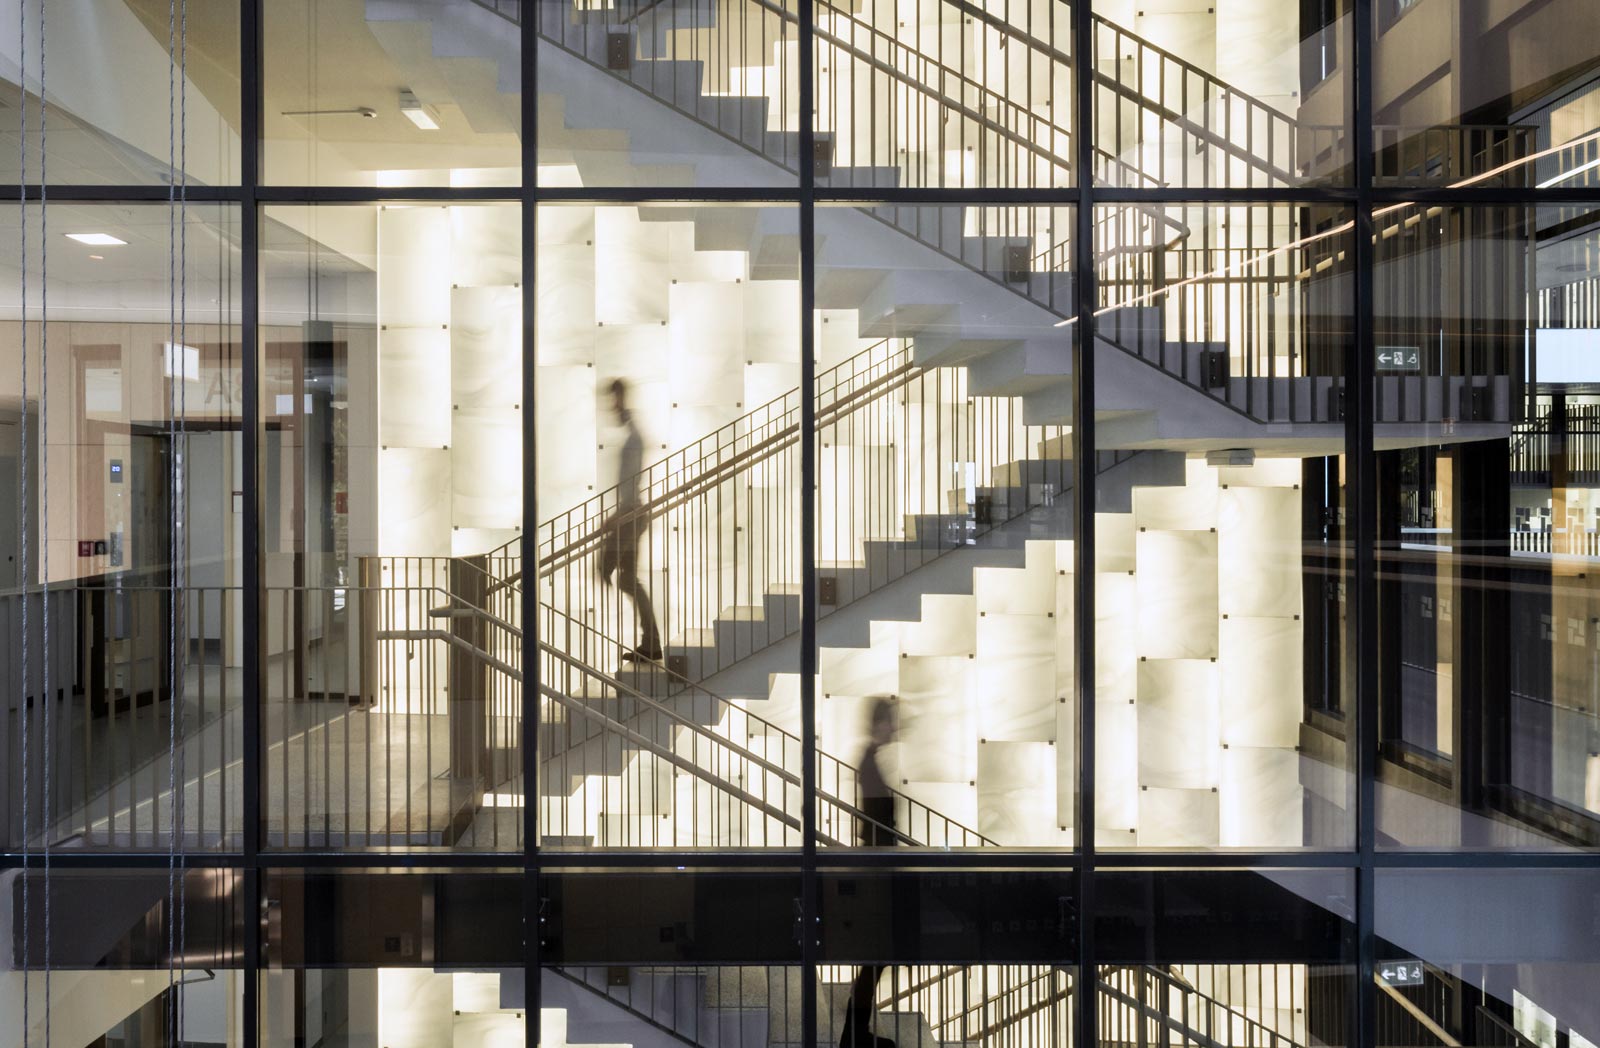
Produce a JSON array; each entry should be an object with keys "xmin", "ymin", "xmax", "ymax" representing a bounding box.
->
[
  {"xmin": 597, "ymin": 525, "xmax": 620, "ymax": 584},
  {"xmin": 615, "ymin": 526, "xmax": 663, "ymax": 657},
  {"xmin": 840, "ymin": 964, "xmax": 894, "ymax": 1048}
]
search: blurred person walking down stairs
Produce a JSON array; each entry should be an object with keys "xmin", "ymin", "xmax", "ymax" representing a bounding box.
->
[
  {"xmin": 842, "ymin": 698, "xmax": 901, "ymax": 1048},
  {"xmin": 602, "ymin": 378, "xmax": 665, "ymax": 662}
]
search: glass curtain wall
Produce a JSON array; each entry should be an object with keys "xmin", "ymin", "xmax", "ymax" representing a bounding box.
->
[
  {"xmin": 0, "ymin": 0, "xmax": 1598, "ymax": 1046},
  {"xmin": 259, "ymin": 202, "xmax": 524, "ymax": 851}
]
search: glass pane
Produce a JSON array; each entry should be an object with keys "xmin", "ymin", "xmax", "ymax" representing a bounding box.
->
[
  {"xmin": 818, "ymin": 870, "xmax": 1076, "ymax": 1048},
  {"xmin": 260, "ymin": 202, "xmax": 525, "ymax": 851},
  {"xmin": 811, "ymin": 203, "xmax": 1076, "ymax": 851},
  {"xmin": 1376, "ymin": 868, "xmax": 1600, "ymax": 1048},
  {"xmin": 0, "ymin": 202, "xmax": 245, "ymax": 852},
  {"xmin": 1373, "ymin": 1, "xmax": 1600, "ymax": 188},
  {"xmin": 264, "ymin": 0, "xmax": 521, "ymax": 187},
  {"xmin": 1376, "ymin": 204, "xmax": 1600, "ymax": 850},
  {"xmin": 2, "ymin": 3, "xmax": 240, "ymax": 186},
  {"xmin": 534, "ymin": 202, "xmax": 801, "ymax": 849},
  {"xmin": 1093, "ymin": 202, "xmax": 1356, "ymax": 849},
  {"xmin": 542, "ymin": 871, "xmax": 800, "ymax": 1048},
  {"xmin": 1095, "ymin": 869, "xmax": 1355, "ymax": 1048},
  {"xmin": 811, "ymin": 0, "xmax": 1075, "ymax": 189},
  {"xmin": 261, "ymin": 870, "xmax": 526, "ymax": 1048},
  {"xmin": 1092, "ymin": 1, "xmax": 1352, "ymax": 188},
  {"xmin": 535, "ymin": 0, "xmax": 798, "ymax": 188},
  {"xmin": 10, "ymin": 868, "xmax": 246, "ymax": 1048}
]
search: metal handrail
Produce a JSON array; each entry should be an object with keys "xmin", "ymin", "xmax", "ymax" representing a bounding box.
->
[
  {"xmin": 912, "ymin": 0, "xmax": 1307, "ymax": 186},
  {"xmin": 1099, "ymin": 965, "xmax": 1306, "ymax": 1048},
  {"xmin": 482, "ymin": 336, "xmax": 901, "ymax": 570},
  {"xmin": 968, "ymin": 974, "xmax": 1076, "ymax": 1041},
  {"xmin": 806, "ymin": 0, "xmax": 1077, "ymax": 171},
  {"xmin": 382, "ymin": 625, "xmax": 814, "ymax": 837},
  {"xmin": 536, "ymin": 343, "xmax": 916, "ymax": 577},
  {"xmin": 533, "ymin": 0, "xmax": 1081, "ymax": 184},
  {"xmin": 538, "ymin": 599, "xmax": 989, "ymax": 846},
  {"xmin": 1089, "ymin": 17, "xmax": 1304, "ymax": 181},
  {"xmin": 385, "ymin": 601, "xmax": 945, "ymax": 846},
  {"xmin": 1375, "ymin": 973, "xmax": 1459, "ymax": 1047},
  {"xmin": 497, "ymin": 0, "xmax": 1546, "ymax": 432},
  {"xmin": 517, "ymin": 0, "xmax": 1188, "ymax": 189},
  {"xmin": 407, "ymin": 579, "xmax": 990, "ymax": 847},
  {"xmin": 925, "ymin": 965, "xmax": 1072, "ymax": 1032}
]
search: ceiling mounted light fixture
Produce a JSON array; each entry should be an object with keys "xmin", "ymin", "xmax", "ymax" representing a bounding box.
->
[
  {"xmin": 280, "ymin": 107, "xmax": 378, "ymax": 118},
  {"xmin": 399, "ymin": 89, "xmax": 440, "ymax": 131},
  {"xmin": 66, "ymin": 232, "xmax": 127, "ymax": 246}
]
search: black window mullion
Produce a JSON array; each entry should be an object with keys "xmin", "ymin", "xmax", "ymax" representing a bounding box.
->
[
  {"xmin": 800, "ymin": 0, "xmax": 821, "ymax": 1040},
  {"xmin": 1351, "ymin": 1, "xmax": 1380, "ymax": 1048},
  {"xmin": 240, "ymin": 0, "xmax": 264, "ymax": 1042},
  {"xmin": 1073, "ymin": 0, "xmax": 1098, "ymax": 1042},
  {"xmin": 523, "ymin": 2, "xmax": 541, "ymax": 1046}
]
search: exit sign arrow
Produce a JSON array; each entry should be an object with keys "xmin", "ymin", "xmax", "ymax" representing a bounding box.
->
[{"xmin": 1376, "ymin": 346, "xmax": 1421, "ymax": 371}]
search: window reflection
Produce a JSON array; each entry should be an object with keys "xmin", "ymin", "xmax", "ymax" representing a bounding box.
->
[
  {"xmin": 260, "ymin": 203, "xmax": 524, "ymax": 851},
  {"xmin": 0, "ymin": 204, "xmax": 244, "ymax": 852},
  {"xmin": 1377, "ymin": 869, "xmax": 1600, "ymax": 1048},
  {"xmin": 1377, "ymin": 206, "xmax": 1600, "ymax": 849}
]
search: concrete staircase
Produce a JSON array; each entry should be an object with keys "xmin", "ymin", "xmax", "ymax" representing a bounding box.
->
[
  {"xmin": 528, "ymin": 444, "xmax": 1337, "ymax": 851},
  {"xmin": 359, "ymin": 0, "xmax": 1525, "ymax": 445},
  {"xmin": 359, "ymin": 0, "xmax": 1433, "ymax": 445},
  {"xmin": 530, "ymin": 450, "xmax": 1197, "ymax": 850}
]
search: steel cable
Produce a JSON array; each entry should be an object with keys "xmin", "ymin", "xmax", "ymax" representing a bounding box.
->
[
  {"xmin": 38, "ymin": 0, "xmax": 50, "ymax": 1038},
  {"xmin": 17, "ymin": 0, "xmax": 30, "ymax": 1035}
]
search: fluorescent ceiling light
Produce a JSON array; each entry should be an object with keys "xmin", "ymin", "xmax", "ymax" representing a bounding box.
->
[
  {"xmin": 65, "ymin": 232, "xmax": 127, "ymax": 246},
  {"xmin": 280, "ymin": 107, "xmax": 377, "ymax": 119},
  {"xmin": 399, "ymin": 89, "xmax": 440, "ymax": 131}
]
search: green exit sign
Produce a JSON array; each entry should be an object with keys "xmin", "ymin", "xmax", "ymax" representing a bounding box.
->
[{"xmin": 1376, "ymin": 346, "xmax": 1421, "ymax": 371}]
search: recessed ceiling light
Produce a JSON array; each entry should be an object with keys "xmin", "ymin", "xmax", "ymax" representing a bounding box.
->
[
  {"xmin": 399, "ymin": 89, "xmax": 440, "ymax": 131},
  {"xmin": 66, "ymin": 232, "xmax": 127, "ymax": 246},
  {"xmin": 89, "ymin": 254, "xmax": 104, "ymax": 260}
]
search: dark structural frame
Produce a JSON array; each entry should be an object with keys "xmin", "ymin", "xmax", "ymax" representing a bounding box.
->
[{"xmin": 3, "ymin": 2, "xmax": 1599, "ymax": 1048}]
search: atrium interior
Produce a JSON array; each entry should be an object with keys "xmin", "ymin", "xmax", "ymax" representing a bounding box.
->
[{"xmin": 1, "ymin": 0, "xmax": 1599, "ymax": 1047}]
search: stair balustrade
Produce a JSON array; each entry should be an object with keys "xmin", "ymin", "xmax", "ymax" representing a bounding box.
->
[
  {"xmin": 522, "ymin": 0, "xmax": 1352, "ymax": 192},
  {"xmin": 292, "ymin": 554, "xmax": 989, "ymax": 848},
  {"xmin": 1476, "ymin": 1005, "xmax": 1542, "ymax": 1048},
  {"xmin": 1511, "ymin": 402, "xmax": 1600, "ymax": 483},
  {"xmin": 259, "ymin": 577, "xmax": 523, "ymax": 849},
  {"xmin": 531, "ymin": 0, "xmax": 1547, "ymax": 425},
  {"xmin": 541, "ymin": 958, "xmax": 1324, "ymax": 1048},
  {"xmin": 5, "ymin": 582, "xmax": 243, "ymax": 851},
  {"xmin": 1539, "ymin": 270, "xmax": 1600, "ymax": 330},
  {"xmin": 526, "ymin": 335, "xmax": 1067, "ymax": 687},
  {"xmin": 536, "ymin": 598, "xmax": 994, "ymax": 848},
  {"xmin": 1088, "ymin": 17, "xmax": 1321, "ymax": 189},
  {"xmin": 1099, "ymin": 965, "xmax": 1308, "ymax": 1048},
  {"xmin": 870, "ymin": 964, "xmax": 1075, "ymax": 1048},
  {"xmin": 1375, "ymin": 123, "xmax": 1539, "ymax": 186}
]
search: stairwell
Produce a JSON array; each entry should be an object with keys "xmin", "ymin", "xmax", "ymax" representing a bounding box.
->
[{"xmin": 361, "ymin": 0, "xmax": 1525, "ymax": 449}]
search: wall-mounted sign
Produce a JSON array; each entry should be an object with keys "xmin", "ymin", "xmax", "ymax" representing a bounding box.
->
[
  {"xmin": 1379, "ymin": 961, "xmax": 1424, "ymax": 987},
  {"xmin": 1376, "ymin": 346, "xmax": 1421, "ymax": 371}
]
